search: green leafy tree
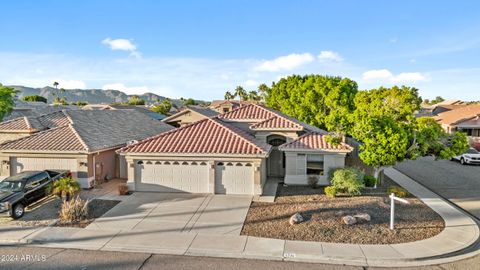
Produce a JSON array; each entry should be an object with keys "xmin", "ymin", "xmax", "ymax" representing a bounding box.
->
[
  {"xmin": 184, "ymin": 98, "xmax": 196, "ymax": 106},
  {"xmin": 151, "ymin": 99, "xmax": 172, "ymax": 115},
  {"xmin": 352, "ymin": 86, "xmax": 468, "ymax": 180},
  {"xmin": 128, "ymin": 95, "xmax": 145, "ymax": 105},
  {"xmin": 265, "ymin": 75, "xmax": 358, "ymax": 134},
  {"xmin": 22, "ymin": 95, "xmax": 47, "ymax": 103},
  {"xmin": 0, "ymin": 84, "xmax": 18, "ymax": 122},
  {"xmin": 234, "ymin": 86, "xmax": 248, "ymax": 101}
]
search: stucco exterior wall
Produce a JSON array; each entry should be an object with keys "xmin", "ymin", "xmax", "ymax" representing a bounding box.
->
[
  {"xmin": 284, "ymin": 151, "xmax": 347, "ymax": 186},
  {"xmin": 87, "ymin": 149, "xmax": 117, "ymax": 184},
  {"xmin": 255, "ymin": 131, "xmax": 299, "ymax": 143},
  {"xmin": 164, "ymin": 111, "xmax": 208, "ymax": 127}
]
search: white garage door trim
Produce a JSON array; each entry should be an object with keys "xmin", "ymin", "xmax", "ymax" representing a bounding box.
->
[
  {"xmin": 136, "ymin": 160, "xmax": 210, "ymax": 193},
  {"xmin": 215, "ymin": 162, "xmax": 254, "ymax": 195}
]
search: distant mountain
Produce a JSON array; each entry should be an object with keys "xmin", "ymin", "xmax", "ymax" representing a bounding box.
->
[{"xmin": 8, "ymin": 85, "xmax": 204, "ymax": 107}]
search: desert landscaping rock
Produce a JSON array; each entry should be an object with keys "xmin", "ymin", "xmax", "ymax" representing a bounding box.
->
[
  {"xmin": 289, "ymin": 213, "xmax": 304, "ymax": 225},
  {"xmin": 354, "ymin": 213, "xmax": 371, "ymax": 222},
  {"xmin": 342, "ymin": 215, "xmax": 357, "ymax": 225}
]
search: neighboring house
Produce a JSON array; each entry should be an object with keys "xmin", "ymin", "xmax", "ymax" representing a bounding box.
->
[
  {"xmin": 82, "ymin": 104, "xmax": 167, "ymax": 121},
  {"xmin": 434, "ymin": 104, "xmax": 480, "ymax": 136},
  {"xmin": 0, "ymin": 111, "xmax": 71, "ymax": 144},
  {"xmin": 0, "ymin": 110, "xmax": 174, "ymax": 187},
  {"xmin": 162, "ymin": 105, "xmax": 219, "ymax": 127},
  {"xmin": 209, "ymin": 100, "xmax": 256, "ymax": 113},
  {"xmin": 419, "ymin": 100, "xmax": 466, "ymax": 117},
  {"xmin": 119, "ymin": 103, "xmax": 352, "ymax": 195}
]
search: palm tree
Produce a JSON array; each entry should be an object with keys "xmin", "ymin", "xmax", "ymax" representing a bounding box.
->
[
  {"xmin": 224, "ymin": 91, "xmax": 234, "ymax": 100},
  {"xmin": 234, "ymin": 86, "xmax": 248, "ymax": 101},
  {"xmin": 53, "ymin": 81, "xmax": 59, "ymax": 89},
  {"xmin": 49, "ymin": 177, "xmax": 81, "ymax": 201},
  {"xmin": 257, "ymin": 83, "xmax": 269, "ymax": 101},
  {"xmin": 248, "ymin": 91, "xmax": 260, "ymax": 101}
]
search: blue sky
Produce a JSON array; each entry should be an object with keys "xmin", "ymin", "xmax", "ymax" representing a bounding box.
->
[{"xmin": 1, "ymin": 0, "xmax": 480, "ymax": 100}]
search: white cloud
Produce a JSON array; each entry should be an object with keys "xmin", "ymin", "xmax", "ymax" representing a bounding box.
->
[
  {"xmin": 102, "ymin": 83, "xmax": 149, "ymax": 95},
  {"xmin": 244, "ymin": 79, "xmax": 258, "ymax": 87},
  {"xmin": 318, "ymin": 51, "xmax": 344, "ymax": 62},
  {"xmin": 362, "ymin": 69, "xmax": 428, "ymax": 84},
  {"xmin": 254, "ymin": 53, "xmax": 315, "ymax": 72},
  {"xmin": 102, "ymin": 38, "xmax": 141, "ymax": 58}
]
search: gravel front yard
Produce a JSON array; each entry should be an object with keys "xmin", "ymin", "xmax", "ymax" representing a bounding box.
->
[
  {"xmin": 0, "ymin": 196, "xmax": 120, "ymax": 228},
  {"xmin": 241, "ymin": 177, "xmax": 445, "ymax": 244}
]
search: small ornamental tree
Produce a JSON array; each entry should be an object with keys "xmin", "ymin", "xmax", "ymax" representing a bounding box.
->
[{"xmin": 22, "ymin": 95, "xmax": 47, "ymax": 103}]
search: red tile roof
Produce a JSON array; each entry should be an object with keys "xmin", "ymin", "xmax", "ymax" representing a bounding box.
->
[
  {"xmin": 0, "ymin": 125, "xmax": 88, "ymax": 152},
  {"xmin": 279, "ymin": 133, "xmax": 353, "ymax": 152},
  {"xmin": 120, "ymin": 117, "xmax": 271, "ymax": 155},
  {"xmin": 0, "ymin": 117, "xmax": 32, "ymax": 132},
  {"xmin": 218, "ymin": 103, "xmax": 275, "ymax": 121},
  {"xmin": 250, "ymin": 116, "xmax": 304, "ymax": 130}
]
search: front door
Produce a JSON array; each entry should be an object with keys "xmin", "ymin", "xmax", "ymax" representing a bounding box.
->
[{"xmin": 267, "ymin": 136, "xmax": 286, "ymax": 177}]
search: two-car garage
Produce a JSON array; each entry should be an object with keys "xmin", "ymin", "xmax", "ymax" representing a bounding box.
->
[{"xmin": 134, "ymin": 160, "xmax": 255, "ymax": 195}]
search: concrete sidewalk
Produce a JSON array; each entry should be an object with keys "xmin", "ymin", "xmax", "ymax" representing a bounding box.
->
[{"xmin": 0, "ymin": 168, "xmax": 479, "ymax": 267}]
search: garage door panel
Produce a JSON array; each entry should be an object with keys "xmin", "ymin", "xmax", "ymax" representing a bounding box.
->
[
  {"xmin": 215, "ymin": 162, "xmax": 254, "ymax": 195},
  {"xmin": 136, "ymin": 161, "xmax": 209, "ymax": 193},
  {"xmin": 14, "ymin": 157, "xmax": 77, "ymax": 174}
]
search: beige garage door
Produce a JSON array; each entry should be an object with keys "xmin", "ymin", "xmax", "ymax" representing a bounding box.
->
[
  {"xmin": 12, "ymin": 157, "xmax": 77, "ymax": 174},
  {"xmin": 215, "ymin": 162, "xmax": 254, "ymax": 195},
  {"xmin": 135, "ymin": 160, "xmax": 210, "ymax": 193}
]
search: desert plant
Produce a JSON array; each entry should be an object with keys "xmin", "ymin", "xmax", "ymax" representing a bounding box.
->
[
  {"xmin": 49, "ymin": 177, "xmax": 81, "ymax": 201},
  {"xmin": 118, "ymin": 184, "xmax": 129, "ymax": 195},
  {"xmin": 330, "ymin": 168, "xmax": 364, "ymax": 196},
  {"xmin": 307, "ymin": 175, "xmax": 319, "ymax": 189},
  {"xmin": 363, "ymin": 175, "xmax": 377, "ymax": 188},
  {"xmin": 387, "ymin": 186, "xmax": 409, "ymax": 198},
  {"xmin": 59, "ymin": 196, "xmax": 89, "ymax": 224},
  {"xmin": 324, "ymin": 186, "xmax": 337, "ymax": 198}
]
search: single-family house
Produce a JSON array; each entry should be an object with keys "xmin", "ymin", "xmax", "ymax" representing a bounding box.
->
[
  {"xmin": 162, "ymin": 105, "xmax": 219, "ymax": 127},
  {"xmin": 0, "ymin": 110, "xmax": 174, "ymax": 187},
  {"xmin": 82, "ymin": 104, "xmax": 167, "ymax": 121},
  {"xmin": 434, "ymin": 104, "xmax": 480, "ymax": 136},
  {"xmin": 119, "ymin": 103, "xmax": 353, "ymax": 195}
]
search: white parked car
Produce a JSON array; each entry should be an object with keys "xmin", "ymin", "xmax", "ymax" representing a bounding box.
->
[{"xmin": 452, "ymin": 148, "xmax": 480, "ymax": 165}]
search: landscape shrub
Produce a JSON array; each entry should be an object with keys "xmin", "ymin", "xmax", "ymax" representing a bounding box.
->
[
  {"xmin": 324, "ymin": 186, "xmax": 337, "ymax": 198},
  {"xmin": 48, "ymin": 177, "xmax": 81, "ymax": 201},
  {"xmin": 330, "ymin": 168, "xmax": 364, "ymax": 196},
  {"xmin": 363, "ymin": 175, "xmax": 377, "ymax": 188},
  {"xmin": 59, "ymin": 196, "xmax": 89, "ymax": 223},
  {"xmin": 307, "ymin": 175, "xmax": 319, "ymax": 189},
  {"xmin": 387, "ymin": 186, "xmax": 409, "ymax": 198}
]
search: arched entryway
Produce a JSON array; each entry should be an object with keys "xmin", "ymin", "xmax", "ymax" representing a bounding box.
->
[{"xmin": 267, "ymin": 135, "xmax": 286, "ymax": 177}]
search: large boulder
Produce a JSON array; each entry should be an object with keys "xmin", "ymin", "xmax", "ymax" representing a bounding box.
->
[
  {"xmin": 354, "ymin": 213, "xmax": 371, "ymax": 222},
  {"xmin": 289, "ymin": 213, "xmax": 304, "ymax": 225},
  {"xmin": 342, "ymin": 215, "xmax": 357, "ymax": 225}
]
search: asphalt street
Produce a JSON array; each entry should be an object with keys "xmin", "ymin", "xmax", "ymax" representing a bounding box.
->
[
  {"xmin": 395, "ymin": 156, "xmax": 480, "ymax": 220},
  {"xmin": 0, "ymin": 245, "xmax": 479, "ymax": 270}
]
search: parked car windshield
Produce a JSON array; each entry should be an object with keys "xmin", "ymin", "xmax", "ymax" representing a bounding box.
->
[
  {"xmin": 466, "ymin": 148, "xmax": 480, "ymax": 154},
  {"xmin": 0, "ymin": 181, "xmax": 24, "ymax": 192}
]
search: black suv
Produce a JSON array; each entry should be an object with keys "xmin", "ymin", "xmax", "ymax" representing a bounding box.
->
[{"xmin": 0, "ymin": 170, "xmax": 69, "ymax": 219}]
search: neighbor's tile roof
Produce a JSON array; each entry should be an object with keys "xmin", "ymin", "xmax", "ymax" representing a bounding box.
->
[
  {"xmin": 0, "ymin": 125, "xmax": 88, "ymax": 152},
  {"xmin": 186, "ymin": 105, "xmax": 219, "ymax": 117},
  {"xmin": 0, "ymin": 117, "xmax": 32, "ymax": 132},
  {"xmin": 36, "ymin": 111, "xmax": 71, "ymax": 128},
  {"xmin": 0, "ymin": 110, "xmax": 175, "ymax": 153},
  {"xmin": 218, "ymin": 103, "xmax": 327, "ymax": 133},
  {"xmin": 120, "ymin": 117, "xmax": 271, "ymax": 155},
  {"xmin": 279, "ymin": 132, "xmax": 353, "ymax": 152},
  {"xmin": 434, "ymin": 104, "xmax": 480, "ymax": 125}
]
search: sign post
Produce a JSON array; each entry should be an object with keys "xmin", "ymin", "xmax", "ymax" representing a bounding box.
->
[{"xmin": 389, "ymin": 193, "xmax": 409, "ymax": 230}]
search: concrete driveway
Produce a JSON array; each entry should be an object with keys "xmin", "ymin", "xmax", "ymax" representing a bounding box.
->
[
  {"xmin": 395, "ymin": 156, "xmax": 480, "ymax": 219},
  {"xmin": 87, "ymin": 193, "xmax": 252, "ymax": 235}
]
